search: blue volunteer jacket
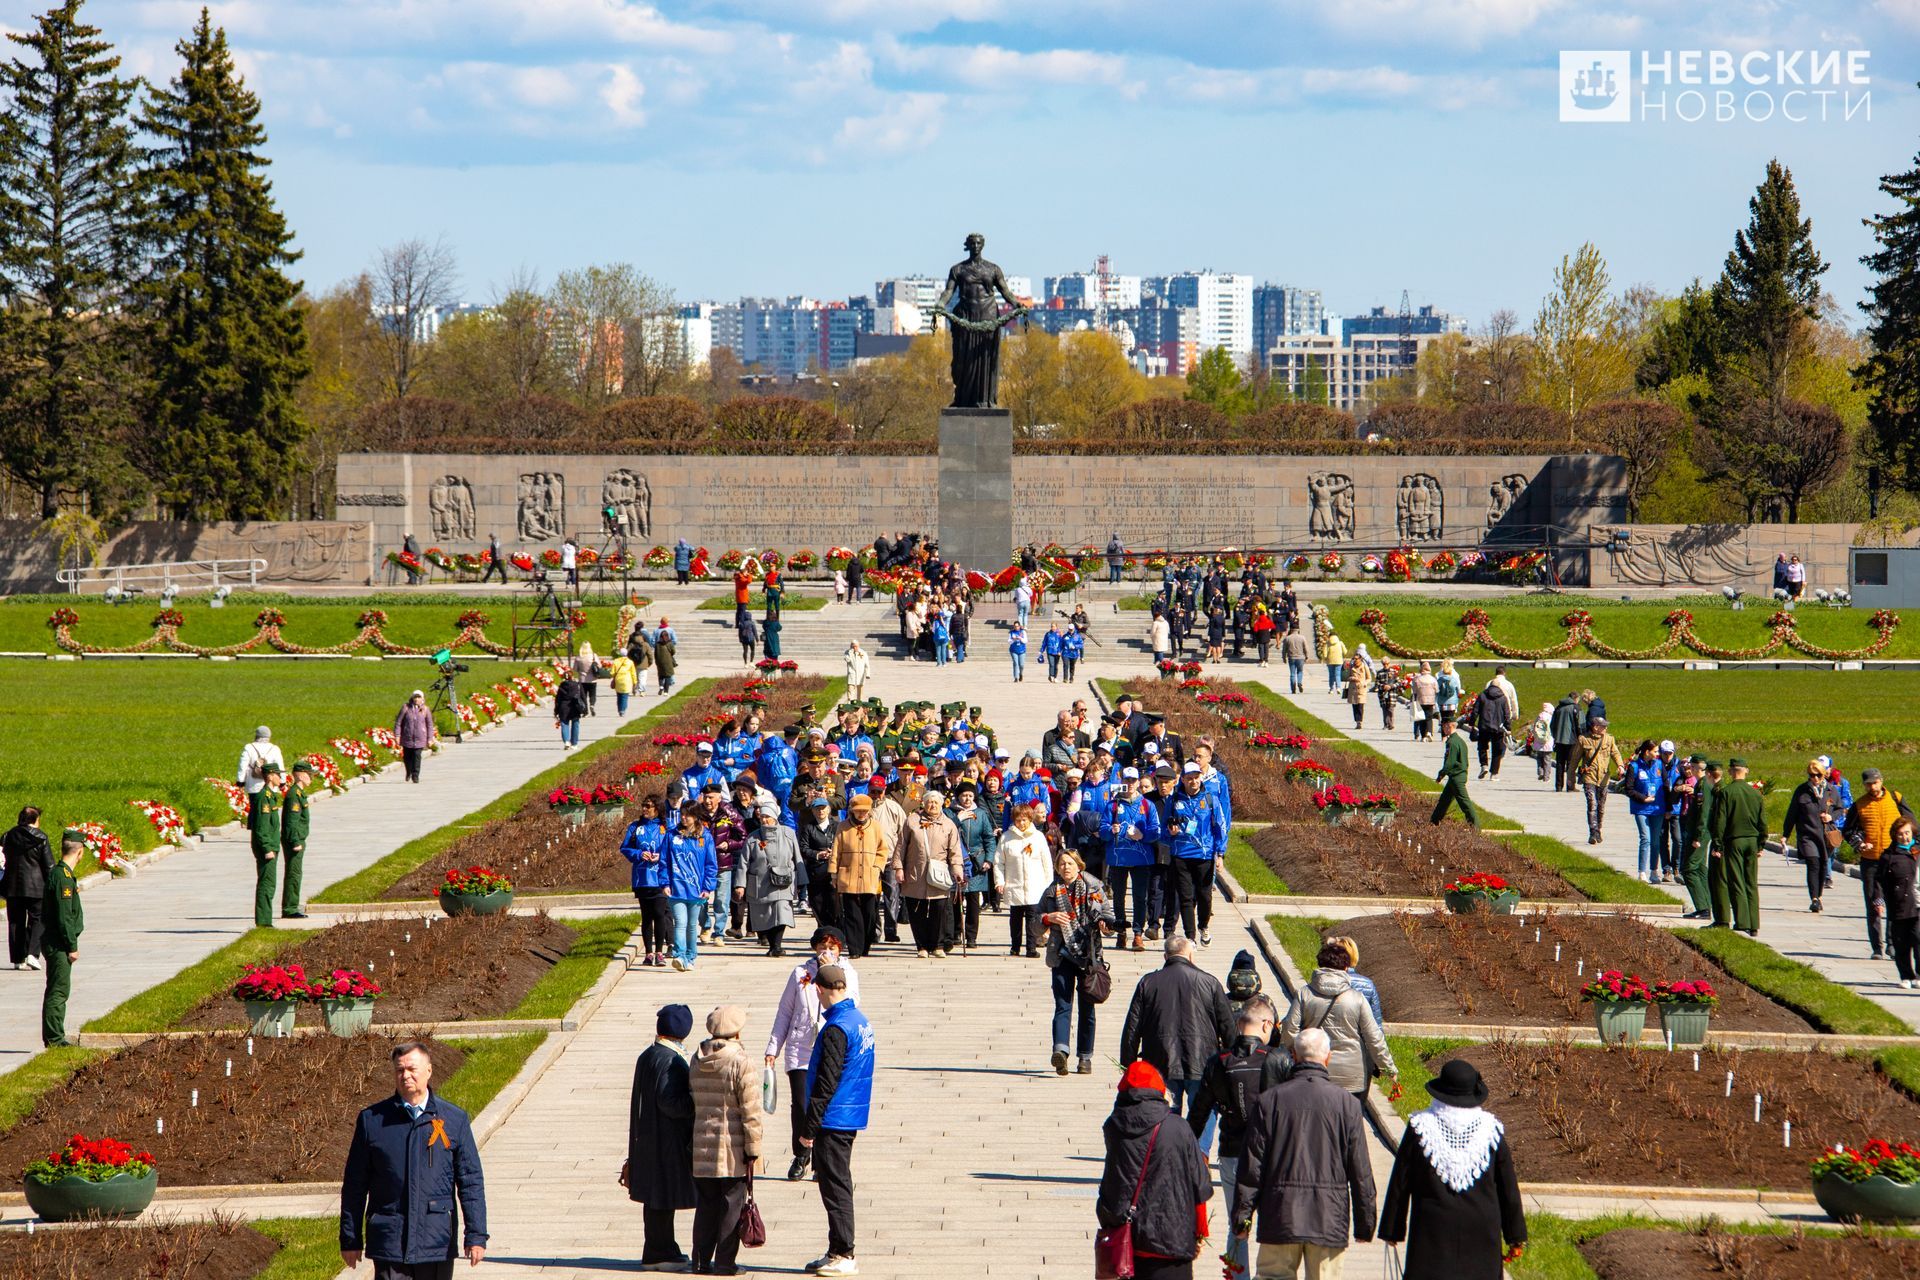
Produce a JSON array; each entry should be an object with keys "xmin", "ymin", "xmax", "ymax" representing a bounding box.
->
[
  {"xmin": 831, "ymin": 731, "xmax": 874, "ymax": 761},
  {"xmin": 1167, "ymin": 788, "xmax": 1226, "ymax": 860},
  {"xmin": 806, "ymin": 999, "xmax": 876, "ymax": 1132},
  {"xmin": 1041, "ymin": 630, "xmax": 1064, "ymax": 657},
  {"xmin": 1061, "ymin": 630, "xmax": 1085, "ymax": 659},
  {"xmin": 1003, "ymin": 776, "xmax": 1053, "ymax": 828},
  {"xmin": 712, "ymin": 733, "xmax": 756, "ymax": 779},
  {"xmin": 1008, "ymin": 629, "xmax": 1028, "ymax": 655},
  {"xmin": 1199, "ymin": 766, "xmax": 1233, "ymax": 830},
  {"xmin": 664, "ymin": 830, "xmax": 719, "ymax": 901},
  {"xmin": 1102, "ymin": 792, "xmax": 1164, "ymax": 868},
  {"xmin": 1625, "ymin": 758, "xmax": 1666, "ymax": 817},
  {"xmin": 340, "ymin": 1093, "xmax": 487, "ymax": 1263},
  {"xmin": 756, "ymin": 738, "xmax": 798, "ymax": 798},
  {"xmin": 619, "ymin": 818, "xmax": 671, "ymax": 892},
  {"xmin": 673, "ymin": 762, "xmax": 728, "ymax": 813}
]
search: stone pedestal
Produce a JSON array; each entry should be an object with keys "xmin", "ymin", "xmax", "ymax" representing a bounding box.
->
[{"xmin": 938, "ymin": 408, "xmax": 1013, "ymax": 571}]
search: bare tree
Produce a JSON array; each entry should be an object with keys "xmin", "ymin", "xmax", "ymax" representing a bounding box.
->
[
  {"xmin": 369, "ymin": 236, "xmax": 459, "ymax": 400},
  {"xmin": 1577, "ymin": 399, "xmax": 1685, "ymax": 520},
  {"xmin": 493, "ymin": 267, "xmax": 554, "ymax": 399},
  {"xmin": 548, "ymin": 263, "xmax": 678, "ymax": 405},
  {"xmin": 1479, "ymin": 309, "xmax": 1528, "ymax": 404}
]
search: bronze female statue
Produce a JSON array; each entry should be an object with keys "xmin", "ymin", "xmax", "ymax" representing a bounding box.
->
[{"xmin": 932, "ymin": 233, "xmax": 1028, "ymax": 409}]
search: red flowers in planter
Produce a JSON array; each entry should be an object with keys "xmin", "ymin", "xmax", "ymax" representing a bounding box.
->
[
  {"xmin": 548, "ymin": 784, "xmax": 593, "ymax": 809},
  {"xmin": 628, "ymin": 761, "xmax": 666, "ymax": 777},
  {"xmin": 232, "ymin": 963, "xmax": 313, "ymax": 1003},
  {"xmin": 25, "ymin": 1135, "xmax": 156, "ymax": 1185},
  {"xmin": 1443, "ymin": 872, "xmax": 1511, "ymax": 896},
  {"xmin": 1652, "ymin": 978, "xmax": 1719, "ymax": 1007},
  {"xmin": 1578, "ymin": 969, "xmax": 1653, "ymax": 1004},
  {"xmin": 1312, "ymin": 784, "xmax": 1360, "ymax": 810},
  {"xmin": 651, "ymin": 733, "xmax": 713, "ymax": 748},
  {"xmin": 443, "ymin": 866, "xmax": 513, "ymax": 895},
  {"xmin": 1810, "ymin": 1139, "xmax": 1920, "ymax": 1185},
  {"xmin": 314, "ymin": 968, "xmax": 382, "ymax": 1000}
]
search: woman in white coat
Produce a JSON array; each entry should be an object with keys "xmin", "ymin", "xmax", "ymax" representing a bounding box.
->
[
  {"xmin": 843, "ymin": 640, "xmax": 871, "ymax": 703},
  {"xmin": 763, "ymin": 925, "xmax": 860, "ymax": 1181},
  {"xmin": 994, "ymin": 803, "xmax": 1053, "ymax": 958}
]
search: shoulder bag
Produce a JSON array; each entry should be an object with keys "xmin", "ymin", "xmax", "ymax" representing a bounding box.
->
[
  {"xmin": 1080, "ymin": 953, "xmax": 1113, "ymax": 1004},
  {"xmin": 739, "ymin": 1171, "xmax": 767, "ymax": 1248},
  {"xmin": 1093, "ymin": 1120, "xmax": 1161, "ymax": 1279}
]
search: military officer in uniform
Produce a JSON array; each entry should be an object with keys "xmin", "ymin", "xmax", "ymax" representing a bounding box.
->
[
  {"xmin": 41, "ymin": 829, "xmax": 85, "ymax": 1047},
  {"xmin": 1680, "ymin": 757, "xmax": 1717, "ymax": 923},
  {"xmin": 1711, "ymin": 757, "xmax": 1767, "ymax": 936},
  {"xmin": 1428, "ymin": 713, "xmax": 1479, "ymax": 828},
  {"xmin": 250, "ymin": 761, "xmax": 285, "ymax": 928},
  {"xmin": 281, "ymin": 760, "xmax": 313, "ymax": 920}
]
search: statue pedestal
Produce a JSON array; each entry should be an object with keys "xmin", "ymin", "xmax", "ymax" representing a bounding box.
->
[{"xmin": 938, "ymin": 408, "xmax": 1013, "ymax": 573}]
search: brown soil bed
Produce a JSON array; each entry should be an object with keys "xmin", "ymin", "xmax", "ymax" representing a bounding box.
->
[
  {"xmin": 0, "ymin": 1034, "xmax": 463, "ymax": 1188},
  {"xmin": 1248, "ymin": 820, "xmax": 1584, "ymax": 900},
  {"xmin": 1580, "ymin": 1226, "xmax": 1920, "ymax": 1280},
  {"xmin": 1338, "ymin": 910, "xmax": 1814, "ymax": 1033},
  {"xmin": 1425, "ymin": 1041, "xmax": 1920, "ymax": 1189},
  {"xmin": 177, "ymin": 913, "xmax": 575, "ymax": 1029},
  {"xmin": 384, "ymin": 675, "xmax": 826, "ymax": 899},
  {"xmin": 0, "ymin": 1217, "xmax": 280, "ymax": 1280}
]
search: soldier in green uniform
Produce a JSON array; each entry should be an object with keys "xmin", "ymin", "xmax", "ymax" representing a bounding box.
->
[
  {"xmin": 1428, "ymin": 712, "xmax": 1480, "ymax": 828},
  {"xmin": 1711, "ymin": 758, "xmax": 1767, "ymax": 935},
  {"xmin": 249, "ymin": 761, "xmax": 286, "ymax": 928},
  {"xmin": 41, "ymin": 829, "xmax": 85, "ymax": 1047},
  {"xmin": 281, "ymin": 760, "xmax": 313, "ymax": 920},
  {"xmin": 1678, "ymin": 756, "xmax": 1716, "ymax": 921}
]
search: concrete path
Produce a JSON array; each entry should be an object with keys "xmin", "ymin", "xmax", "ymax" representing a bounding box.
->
[
  {"xmin": 1262, "ymin": 680, "xmax": 1920, "ymax": 1027},
  {"xmin": 0, "ymin": 657, "xmax": 744, "ymax": 1066}
]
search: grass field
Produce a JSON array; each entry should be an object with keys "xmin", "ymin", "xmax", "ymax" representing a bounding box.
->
[{"xmin": 0, "ymin": 592, "xmax": 647, "ymax": 655}]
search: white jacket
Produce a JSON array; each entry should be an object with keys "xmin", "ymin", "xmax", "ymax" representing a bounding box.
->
[
  {"xmin": 764, "ymin": 956, "xmax": 862, "ymax": 1071},
  {"xmin": 994, "ymin": 825, "xmax": 1053, "ymax": 907},
  {"xmin": 1149, "ymin": 617, "xmax": 1171, "ymax": 652},
  {"xmin": 844, "ymin": 647, "xmax": 871, "ymax": 686}
]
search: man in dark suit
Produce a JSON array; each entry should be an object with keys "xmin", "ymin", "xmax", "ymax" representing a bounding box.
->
[{"xmin": 624, "ymin": 1004, "xmax": 697, "ymax": 1269}]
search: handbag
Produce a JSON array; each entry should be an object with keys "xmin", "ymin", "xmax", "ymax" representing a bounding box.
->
[
  {"xmin": 739, "ymin": 1172, "xmax": 768, "ymax": 1248},
  {"xmin": 1094, "ymin": 1120, "xmax": 1161, "ymax": 1279},
  {"xmin": 1079, "ymin": 957, "xmax": 1113, "ymax": 1004}
]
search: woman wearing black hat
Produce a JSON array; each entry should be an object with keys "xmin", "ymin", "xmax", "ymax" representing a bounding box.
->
[
  {"xmin": 1378, "ymin": 1059, "xmax": 1526, "ymax": 1279},
  {"xmin": 623, "ymin": 1003, "xmax": 697, "ymax": 1270}
]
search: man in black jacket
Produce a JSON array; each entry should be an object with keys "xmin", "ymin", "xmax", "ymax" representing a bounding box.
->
[
  {"xmin": 1192, "ymin": 997, "xmax": 1289, "ymax": 1273},
  {"xmin": 1234, "ymin": 1027, "xmax": 1376, "ymax": 1277},
  {"xmin": 1471, "ymin": 681, "xmax": 1512, "ymax": 779},
  {"xmin": 2, "ymin": 807, "xmax": 52, "ymax": 970},
  {"xmin": 1119, "ymin": 936, "xmax": 1233, "ymax": 1123},
  {"xmin": 623, "ymin": 1003, "xmax": 695, "ymax": 1269},
  {"xmin": 1550, "ymin": 692, "xmax": 1583, "ymax": 792}
]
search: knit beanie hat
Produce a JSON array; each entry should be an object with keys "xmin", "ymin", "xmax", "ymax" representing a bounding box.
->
[{"xmin": 1119, "ymin": 1061, "xmax": 1166, "ymax": 1094}]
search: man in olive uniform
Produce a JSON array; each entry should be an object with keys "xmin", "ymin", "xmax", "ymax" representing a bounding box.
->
[
  {"xmin": 250, "ymin": 761, "xmax": 286, "ymax": 928},
  {"xmin": 281, "ymin": 760, "xmax": 313, "ymax": 920},
  {"xmin": 41, "ymin": 829, "xmax": 85, "ymax": 1047},
  {"xmin": 1679, "ymin": 756, "xmax": 1716, "ymax": 922},
  {"xmin": 1428, "ymin": 713, "xmax": 1479, "ymax": 828},
  {"xmin": 1711, "ymin": 758, "xmax": 1767, "ymax": 935}
]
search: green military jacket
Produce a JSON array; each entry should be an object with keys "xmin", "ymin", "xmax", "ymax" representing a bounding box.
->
[
  {"xmin": 43, "ymin": 860, "xmax": 83, "ymax": 951},
  {"xmin": 1682, "ymin": 777, "xmax": 1716, "ymax": 846},
  {"xmin": 249, "ymin": 788, "xmax": 283, "ymax": 858},
  {"xmin": 282, "ymin": 787, "xmax": 310, "ymax": 852},
  {"xmin": 1438, "ymin": 731, "xmax": 1470, "ymax": 783},
  {"xmin": 1713, "ymin": 778, "xmax": 1767, "ymax": 846}
]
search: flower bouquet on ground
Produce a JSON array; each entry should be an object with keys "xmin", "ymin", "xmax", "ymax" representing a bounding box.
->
[
  {"xmin": 73, "ymin": 823, "xmax": 131, "ymax": 876},
  {"xmin": 330, "ymin": 737, "xmax": 376, "ymax": 773},
  {"xmin": 23, "ymin": 1135, "xmax": 158, "ymax": 1222},
  {"xmin": 232, "ymin": 963, "xmax": 312, "ymax": 1037},
  {"xmin": 1312, "ymin": 783, "xmax": 1360, "ymax": 826},
  {"xmin": 1360, "ymin": 792, "xmax": 1399, "ymax": 829},
  {"xmin": 440, "ymin": 866, "xmax": 514, "ymax": 917},
  {"xmin": 1282, "ymin": 759, "xmax": 1336, "ymax": 789},
  {"xmin": 1652, "ymin": 978, "xmax": 1718, "ymax": 1046},
  {"xmin": 366, "ymin": 726, "xmax": 403, "ymax": 758},
  {"xmin": 1442, "ymin": 871, "xmax": 1520, "ymax": 915},
  {"xmin": 1579, "ymin": 969, "xmax": 1654, "ymax": 1044},
  {"xmin": 1810, "ymin": 1140, "xmax": 1920, "ymax": 1224},
  {"xmin": 203, "ymin": 777, "xmax": 251, "ymax": 820}
]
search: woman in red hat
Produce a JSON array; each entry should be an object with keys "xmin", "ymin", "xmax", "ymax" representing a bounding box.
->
[{"xmin": 1096, "ymin": 1061, "xmax": 1214, "ymax": 1279}]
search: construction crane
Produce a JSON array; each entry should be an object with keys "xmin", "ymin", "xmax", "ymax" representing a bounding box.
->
[
  {"xmin": 1398, "ymin": 288, "xmax": 1414, "ymax": 375},
  {"xmin": 1093, "ymin": 253, "xmax": 1112, "ymax": 334}
]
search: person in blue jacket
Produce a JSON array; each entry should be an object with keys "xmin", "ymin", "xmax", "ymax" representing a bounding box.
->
[
  {"xmin": 1008, "ymin": 623, "xmax": 1028, "ymax": 682},
  {"xmin": 929, "ymin": 610, "xmax": 951, "ymax": 666},
  {"xmin": 1041, "ymin": 625, "xmax": 1065, "ymax": 682},
  {"xmin": 1060, "ymin": 625, "xmax": 1085, "ymax": 683},
  {"xmin": 1167, "ymin": 762, "xmax": 1227, "ymax": 945},
  {"xmin": 621, "ymin": 795, "xmax": 675, "ymax": 967},
  {"xmin": 1657, "ymin": 740, "xmax": 1685, "ymax": 883},
  {"xmin": 340, "ymin": 1041, "xmax": 488, "ymax": 1275},
  {"xmin": 1624, "ymin": 739, "xmax": 1667, "ymax": 883},
  {"xmin": 710, "ymin": 721, "xmax": 749, "ymax": 782},
  {"xmin": 664, "ymin": 807, "xmax": 719, "ymax": 970},
  {"xmin": 1003, "ymin": 754, "xmax": 1054, "ymax": 830},
  {"xmin": 756, "ymin": 726, "xmax": 800, "ymax": 811},
  {"xmin": 1102, "ymin": 767, "xmax": 1164, "ymax": 951},
  {"xmin": 1193, "ymin": 740, "xmax": 1233, "ymax": 831},
  {"xmin": 798, "ymin": 966, "xmax": 874, "ymax": 1278},
  {"xmin": 671, "ymin": 742, "xmax": 727, "ymax": 822},
  {"xmin": 672, "ymin": 538, "xmax": 693, "ymax": 584}
]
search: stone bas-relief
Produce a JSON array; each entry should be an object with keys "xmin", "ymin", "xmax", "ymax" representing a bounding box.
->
[
  {"xmin": 1487, "ymin": 474, "xmax": 1528, "ymax": 530},
  {"xmin": 335, "ymin": 493, "xmax": 407, "ymax": 507},
  {"xmin": 1307, "ymin": 472, "xmax": 1356, "ymax": 542},
  {"xmin": 517, "ymin": 472, "xmax": 565, "ymax": 541},
  {"xmin": 428, "ymin": 476, "xmax": 476, "ymax": 541},
  {"xmin": 601, "ymin": 469, "xmax": 651, "ymax": 538},
  {"xmin": 1395, "ymin": 473, "xmax": 1445, "ymax": 542}
]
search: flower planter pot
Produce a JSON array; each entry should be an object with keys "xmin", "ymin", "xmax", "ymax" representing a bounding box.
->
[
  {"xmin": 1320, "ymin": 807, "xmax": 1352, "ymax": 827},
  {"xmin": 1278, "ymin": 748, "xmax": 1302, "ymax": 764},
  {"xmin": 1813, "ymin": 1172, "xmax": 1920, "ymax": 1224},
  {"xmin": 555, "ymin": 806, "xmax": 587, "ymax": 828},
  {"xmin": 1443, "ymin": 889, "xmax": 1520, "ymax": 915},
  {"xmin": 242, "ymin": 998, "xmax": 296, "ymax": 1038},
  {"xmin": 24, "ymin": 1169, "xmax": 157, "ymax": 1222},
  {"xmin": 1657, "ymin": 1000, "xmax": 1713, "ymax": 1046},
  {"xmin": 439, "ymin": 887, "xmax": 514, "ymax": 917},
  {"xmin": 1591, "ymin": 1000, "xmax": 1650, "ymax": 1045},
  {"xmin": 319, "ymin": 997, "xmax": 378, "ymax": 1037},
  {"xmin": 592, "ymin": 803, "xmax": 628, "ymax": 827},
  {"xmin": 1365, "ymin": 810, "xmax": 1397, "ymax": 830}
]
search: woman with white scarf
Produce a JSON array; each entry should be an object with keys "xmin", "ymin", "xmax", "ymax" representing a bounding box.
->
[{"xmin": 1379, "ymin": 1059, "xmax": 1527, "ymax": 1279}]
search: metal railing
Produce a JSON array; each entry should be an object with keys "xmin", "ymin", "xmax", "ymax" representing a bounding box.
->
[{"xmin": 55, "ymin": 558, "xmax": 268, "ymax": 595}]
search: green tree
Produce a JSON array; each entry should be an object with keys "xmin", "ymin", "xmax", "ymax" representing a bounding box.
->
[
  {"xmin": 0, "ymin": 0, "xmax": 146, "ymax": 517},
  {"xmin": 1859, "ymin": 128, "xmax": 1920, "ymax": 489},
  {"xmin": 1712, "ymin": 158, "xmax": 1827, "ymax": 415},
  {"xmin": 1529, "ymin": 242, "xmax": 1636, "ymax": 437},
  {"xmin": 138, "ymin": 9, "xmax": 308, "ymax": 519},
  {"xmin": 1184, "ymin": 346, "xmax": 1247, "ymax": 417}
]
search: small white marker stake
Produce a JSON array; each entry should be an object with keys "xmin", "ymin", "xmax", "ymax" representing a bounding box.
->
[
  {"xmin": 1665, "ymin": 1028, "xmax": 1673, "ymax": 1052},
  {"xmin": 1534, "ymin": 929, "xmax": 1541, "ymax": 943},
  {"xmin": 1692, "ymin": 1052, "xmax": 1699, "ymax": 1072},
  {"xmin": 1784, "ymin": 1120, "xmax": 1792, "ymax": 1147},
  {"xmin": 191, "ymin": 1089, "xmax": 198, "ymax": 1107},
  {"xmin": 156, "ymin": 1117, "xmax": 164, "ymax": 1135},
  {"xmin": 247, "ymin": 1037, "xmax": 254, "ymax": 1057},
  {"xmin": 1554, "ymin": 944, "xmax": 1562, "ymax": 962},
  {"xmin": 225, "ymin": 1059, "xmax": 232, "ymax": 1077},
  {"xmin": 1725, "ymin": 1071, "xmax": 1734, "ymax": 1097},
  {"xmin": 1754, "ymin": 1093, "xmax": 1762, "ymax": 1123},
  {"xmin": 1576, "ymin": 960, "xmax": 1584, "ymax": 977}
]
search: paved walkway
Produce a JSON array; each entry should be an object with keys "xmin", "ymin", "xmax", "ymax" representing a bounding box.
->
[
  {"xmin": 0, "ymin": 657, "xmax": 742, "ymax": 1066},
  {"xmin": 1264, "ymin": 680, "xmax": 1920, "ymax": 1027}
]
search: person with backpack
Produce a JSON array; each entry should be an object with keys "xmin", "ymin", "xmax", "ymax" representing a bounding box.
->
[
  {"xmin": 1192, "ymin": 996, "xmax": 1289, "ymax": 1274},
  {"xmin": 1277, "ymin": 942, "xmax": 1398, "ymax": 1101}
]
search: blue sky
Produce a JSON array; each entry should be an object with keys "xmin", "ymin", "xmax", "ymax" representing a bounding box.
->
[{"xmin": 53, "ymin": 0, "xmax": 1920, "ymax": 326}]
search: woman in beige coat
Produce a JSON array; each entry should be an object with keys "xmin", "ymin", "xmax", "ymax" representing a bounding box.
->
[
  {"xmin": 1343, "ymin": 655, "xmax": 1373, "ymax": 730},
  {"xmin": 890, "ymin": 790, "xmax": 967, "ymax": 959},
  {"xmin": 690, "ymin": 1005, "xmax": 762, "ymax": 1274}
]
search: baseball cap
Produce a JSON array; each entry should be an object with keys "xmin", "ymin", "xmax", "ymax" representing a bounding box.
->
[
  {"xmin": 1659, "ymin": 739, "xmax": 1676, "ymax": 754},
  {"xmin": 1067, "ymin": 767, "xmax": 1084, "ymax": 779},
  {"xmin": 695, "ymin": 741, "xmax": 714, "ymax": 754},
  {"xmin": 1142, "ymin": 741, "xmax": 1161, "ymax": 756},
  {"xmin": 807, "ymin": 795, "xmax": 830, "ymax": 809},
  {"xmin": 974, "ymin": 735, "xmax": 990, "ymax": 749},
  {"xmin": 994, "ymin": 748, "xmax": 1010, "ymax": 760},
  {"xmin": 1121, "ymin": 767, "xmax": 1140, "ymax": 780},
  {"xmin": 1816, "ymin": 754, "xmax": 1832, "ymax": 770},
  {"xmin": 1093, "ymin": 741, "xmax": 1114, "ymax": 756},
  {"xmin": 1182, "ymin": 762, "xmax": 1202, "ymax": 775}
]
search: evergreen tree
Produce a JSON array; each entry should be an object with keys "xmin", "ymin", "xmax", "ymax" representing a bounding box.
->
[
  {"xmin": 138, "ymin": 8, "xmax": 307, "ymax": 519},
  {"xmin": 1859, "ymin": 125, "xmax": 1920, "ymax": 488},
  {"xmin": 0, "ymin": 0, "xmax": 147, "ymax": 517},
  {"xmin": 1711, "ymin": 158, "xmax": 1827, "ymax": 412}
]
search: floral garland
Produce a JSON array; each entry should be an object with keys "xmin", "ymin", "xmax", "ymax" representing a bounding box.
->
[
  {"xmin": 128, "ymin": 799, "xmax": 187, "ymax": 845},
  {"xmin": 74, "ymin": 822, "xmax": 131, "ymax": 875},
  {"xmin": 330, "ymin": 737, "xmax": 376, "ymax": 772},
  {"xmin": 203, "ymin": 777, "xmax": 251, "ymax": 820},
  {"xmin": 1352, "ymin": 605, "xmax": 1904, "ymax": 662}
]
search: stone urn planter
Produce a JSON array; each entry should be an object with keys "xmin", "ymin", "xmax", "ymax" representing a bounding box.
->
[
  {"xmin": 1443, "ymin": 888, "xmax": 1521, "ymax": 915},
  {"xmin": 1591, "ymin": 1000, "xmax": 1650, "ymax": 1045},
  {"xmin": 243, "ymin": 998, "xmax": 297, "ymax": 1038},
  {"xmin": 439, "ymin": 886, "xmax": 513, "ymax": 917},
  {"xmin": 1657, "ymin": 1001, "xmax": 1713, "ymax": 1046},
  {"xmin": 318, "ymin": 997, "xmax": 378, "ymax": 1037},
  {"xmin": 24, "ymin": 1169, "xmax": 157, "ymax": 1223},
  {"xmin": 1813, "ymin": 1174, "xmax": 1920, "ymax": 1224}
]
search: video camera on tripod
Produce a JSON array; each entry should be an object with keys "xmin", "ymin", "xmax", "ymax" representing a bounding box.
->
[
  {"xmin": 429, "ymin": 647, "xmax": 470, "ymax": 678},
  {"xmin": 428, "ymin": 648, "xmax": 469, "ymax": 741}
]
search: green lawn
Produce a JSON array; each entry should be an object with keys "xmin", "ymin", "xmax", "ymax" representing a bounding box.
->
[
  {"xmin": 1227, "ymin": 826, "xmax": 1289, "ymax": 895},
  {"xmin": 1491, "ymin": 832, "xmax": 1675, "ymax": 906},
  {"xmin": 1676, "ymin": 926, "xmax": 1913, "ymax": 1035},
  {"xmin": 1265, "ymin": 913, "xmax": 1338, "ymax": 980},
  {"xmin": 696, "ymin": 592, "xmax": 826, "ymax": 611},
  {"xmin": 255, "ymin": 1218, "xmax": 349, "ymax": 1280},
  {"xmin": 434, "ymin": 1031, "xmax": 549, "ymax": 1116},
  {"xmin": 1383, "ymin": 1035, "xmax": 1474, "ymax": 1118},
  {"xmin": 509, "ymin": 915, "xmax": 639, "ymax": 1019}
]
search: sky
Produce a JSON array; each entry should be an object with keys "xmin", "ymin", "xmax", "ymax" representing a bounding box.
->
[{"xmin": 45, "ymin": 0, "xmax": 1920, "ymax": 328}]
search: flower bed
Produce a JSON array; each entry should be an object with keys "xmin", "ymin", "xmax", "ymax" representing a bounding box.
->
[
  {"xmin": 1245, "ymin": 820, "xmax": 1581, "ymax": 900},
  {"xmin": 1334, "ymin": 911, "xmax": 1812, "ymax": 1032},
  {"xmin": 1415, "ymin": 1040, "xmax": 1920, "ymax": 1189},
  {"xmin": 1577, "ymin": 1226, "xmax": 1920, "ymax": 1280},
  {"xmin": 0, "ymin": 1035, "xmax": 465, "ymax": 1187},
  {"xmin": 0, "ymin": 1218, "xmax": 282, "ymax": 1278}
]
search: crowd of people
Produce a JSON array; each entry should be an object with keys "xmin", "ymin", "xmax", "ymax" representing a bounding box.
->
[{"xmin": 1141, "ymin": 560, "xmax": 1309, "ymax": 675}]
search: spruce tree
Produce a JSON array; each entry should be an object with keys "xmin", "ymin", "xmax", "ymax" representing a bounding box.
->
[
  {"xmin": 139, "ymin": 8, "xmax": 307, "ymax": 519},
  {"xmin": 0, "ymin": 0, "xmax": 146, "ymax": 517},
  {"xmin": 1711, "ymin": 158, "xmax": 1827, "ymax": 411},
  {"xmin": 1859, "ymin": 127, "xmax": 1920, "ymax": 488}
]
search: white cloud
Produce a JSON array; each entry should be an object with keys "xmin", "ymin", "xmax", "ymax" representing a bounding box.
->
[
  {"xmin": 877, "ymin": 36, "xmax": 1139, "ymax": 92},
  {"xmin": 602, "ymin": 64, "xmax": 646, "ymax": 126},
  {"xmin": 835, "ymin": 91, "xmax": 946, "ymax": 154},
  {"xmin": 1282, "ymin": 0, "xmax": 1564, "ymax": 46}
]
